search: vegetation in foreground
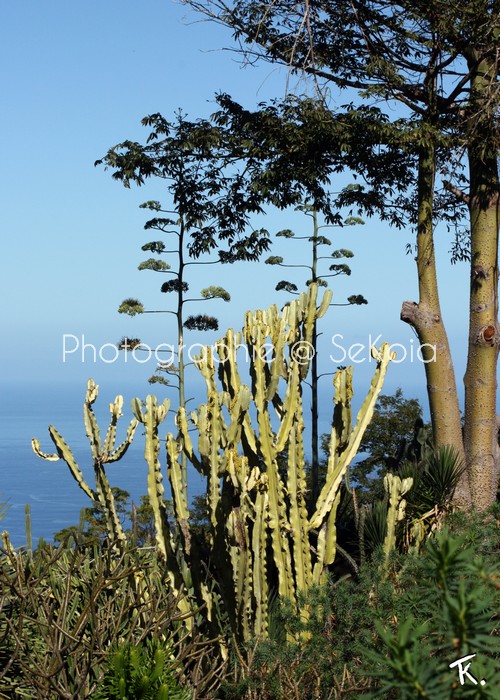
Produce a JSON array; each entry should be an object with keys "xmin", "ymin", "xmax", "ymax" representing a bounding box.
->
[
  {"xmin": 1, "ymin": 504, "xmax": 498, "ymax": 699},
  {"xmin": 2, "ymin": 289, "xmax": 499, "ymax": 699}
]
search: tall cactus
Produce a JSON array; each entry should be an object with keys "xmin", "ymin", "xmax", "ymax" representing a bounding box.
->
[
  {"xmin": 32, "ymin": 379, "xmax": 138, "ymax": 543},
  {"xmin": 164, "ymin": 284, "xmax": 394, "ymax": 640},
  {"xmin": 30, "ymin": 286, "xmax": 394, "ymax": 647}
]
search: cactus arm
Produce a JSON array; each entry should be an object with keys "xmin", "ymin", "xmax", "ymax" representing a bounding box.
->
[
  {"xmin": 227, "ymin": 505, "xmax": 251, "ymax": 640},
  {"xmin": 309, "ymin": 343, "xmax": 394, "ymax": 530},
  {"xmin": 287, "ymin": 425, "xmax": 312, "ymax": 592},
  {"xmin": 103, "ymin": 395, "xmax": 124, "ymax": 454},
  {"xmin": 274, "ymin": 360, "xmax": 300, "ymax": 452},
  {"xmin": 260, "ymin": 412, "xmax": 295, "ymax": 601},
  {"xmin": 83, "ymin": 381, "xmax": 103, "ymax": 460},
  {"xmin": 37, "ymin": 426, "xmax": 96, "ymax": 500},
  {"xmin": 166, "ymin": 433, "xmax": 191, "ymax": 555},
  {"xmin": 216, "ymin": 329, "xmax": 243, "ymax": 396},
  {"xmin": 313, "ymin": 490, "xmax": 341, "ymax": 585},
  {"xmin": 252, "ymin": 488, "xmax": 269, "ymax": 638},
  {"xmin": 248, "ymin": 312, "xmax": 295, "ymax": 601},
  {"xmin": 225, "ymin": 386, "xmax": 251, "ymax": 449},
  {"xmin": 31, "ymin": 439, "xmax": 59, "ymax": 462},
  {"xmin": 196, "ymin": 404, "xmax": 211, "ymax": 472},
  {"xmin": 107, "ymin": 418, "xmax": 139, "ymax": 462},
  {"xmin": 331, "ymin": 367, "xmax": 354, "ymax": 457},
  {"xmin": 317, "ymin": 288, "xmax": 333, "ymax": 318},
  {"xmin": 175, "ymin": 407, "xmax": 194, "ymax": 459},
  {"xmin": 132, "ymin": 396, "xmax": 172, "ymax": 558},
  {"xmin": 216, "ymin": 330, "xmax": 258, "ymax": 456},
  {"xmin": 300, "ymin": 283, "xmax": 318, "ymax": 348},
  {"xmin": 252, "ymin": 330, "xmax": 294, "ymax": 600},
  {"xmin": 226, "ymin": 451, "xmax": 258, "ymax": 637},
  {"xmin": 194, "ymin": 344, "xmax": 218, "ymax": 398},
  {"xmin": 265, "ymin": 314, "xmax": 287, "ymax": 401},
  {"xmin": 207, "ymin": 444, "xmax": 221, "ymax": 531}
]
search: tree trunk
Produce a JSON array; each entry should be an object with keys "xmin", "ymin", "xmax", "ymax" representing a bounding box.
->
[
  {"xmin": 463, "ymin": 54, "xmax": 500, "ymax": 511},
  {"xmin": 401, "ymin": 141, "xmax": 469, "ymax": 503}
]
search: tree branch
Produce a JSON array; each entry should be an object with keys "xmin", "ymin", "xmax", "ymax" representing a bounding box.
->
[{"xmin": 443, "ymin": 180, "xmax": 470, "ymax": 206}]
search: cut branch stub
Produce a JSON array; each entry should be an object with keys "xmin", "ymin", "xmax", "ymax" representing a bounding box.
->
[{"xmin": 475, "ymin": 324, "xmax": 498, "ymax": 347}]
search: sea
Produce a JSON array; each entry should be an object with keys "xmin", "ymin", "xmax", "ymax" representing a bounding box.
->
[
  {"xmin": 1, "ymin": 375, "xmax": 426, "ymax": 550},
  {"xmin": 0, "ymin": 381, "xmax": 206, "ymax": 549}
]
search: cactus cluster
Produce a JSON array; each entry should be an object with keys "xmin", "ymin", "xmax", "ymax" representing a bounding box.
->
[
  {"xmin": 32, "ymin": 379, "xmax": 138, "ymax": 543},
  {"xmin": 161, "ymin": 284, "xmax": 394, "ymax": 640},
  {"xmin": 31, "ymin": 286, "xmax": 394, "ymax": 645}
]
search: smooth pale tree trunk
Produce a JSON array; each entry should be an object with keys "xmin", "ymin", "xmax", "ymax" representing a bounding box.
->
[
  {"xmin": 401, "ymin": 141, "xmax": 469, "ymax": 504},
  {"xmin": 463, "ymin": 54, "xmax": 500, "ymax": 511}
]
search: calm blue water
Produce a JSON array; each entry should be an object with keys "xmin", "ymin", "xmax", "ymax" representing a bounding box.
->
[
  {"xmin": 0, "ymin": 382, "xmax": 205, "ymax": 548},
  {"xmin": 1, "ymin": 377, "xmax": 428, "ymax": 549}
]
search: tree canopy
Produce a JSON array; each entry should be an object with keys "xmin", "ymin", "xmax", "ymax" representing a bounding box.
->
[{"xmin": 182, "ymin": 0, "xmax": 500, "ymax": 511}]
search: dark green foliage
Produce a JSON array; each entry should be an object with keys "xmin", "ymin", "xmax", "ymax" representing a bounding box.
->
[
  {"xmin": 142, "ymin": 241, "xmax": 167, "ymax": 254},
  {"xmin": 356, "ymin": 445, "xmax": 465, "ymax": 561},
  {"xmin": 53, "ymin": 486, "xmax": 130, "ymax": 546},
  {"xmin": 161, "ymin": 279, "xmax": 189, "ymax": 294},
  {"xmin": 96, "ymin": 111, "xmax": 272, "ymax": 261},
  {"xmin": 346, "ymin": 294, "xmax": 368, "ymax": 305},
  {"xmin": 185, "ymin": 314, "xmax": 219, "ymax": 331},
  {"xmin": 275, "ymin": 280, "xmax": 298, "ymax": 293},
  {"xmin": 265, "ymin": 255, "xmax": 283, "ymax": 265},
  {"xmin": 331, "ymin": 249, "xmax": 354, "ymax": 259},
  {"xmin": 218, "ymin": 585, "xmax": 353, "ymax": 699},
  {"xmin": 119, "ymin": 337, "xmax": 142, "ymax": 350},
  {"xmin": 148, "ymin": 375, "xmax": 171, "ymax": 386},
  {"xmin": 207, "ymin": 93, "xmax": 413, "ymax": 229},
  {"xmin": 329, "ymin": 263, "xmax": 351, "ymax": 275},
  {"xmin": 402, "ymin": 445, "xmax": 465, "ymax": 516},
  {"xmin": 361, "ymin": 500, "xmax": 389, "ymax": 556},
  {"xmin": 201, "ymin": 286, "xmax": 231, "ymax": 302},
  {"xmin": 94, "ymin": 641, "xmax": 190, "ymax": 700},
  {"xmin": 350, "ymin": 388, "xmax": 424, "ymax": 499},
  {"xmin": 361, "ymin": 526, "xmax": 500, "ymax": 699}
]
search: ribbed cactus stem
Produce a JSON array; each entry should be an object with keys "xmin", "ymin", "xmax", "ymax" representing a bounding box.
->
[
  {"xmin": 131, "ymin": 396, "xmax": 171, "ymax": 558},
  {"xmin": 103, "ymin": 395, "xmax": 123, "ymax": 454},
  {"xmin": 309, "ymin": 343, "xmax": 394, "ymax": 531},
  {"xmin": 84, "ymin": 381, "xmax": 103, "ymax": 461},
  {"xmin": 252, "ymin": 488, "xmax": 269, "ymax": 637},
  {"xmin": 94, "ymin": 466, "xmax": 126, "ymax": 542},
  {"xmin": 287, "ymin": 425, "xmax": 312, "ymax": 592},
  {"xmin": 383, "ymin": 473, "xmax": 413, "ymax": 567}
]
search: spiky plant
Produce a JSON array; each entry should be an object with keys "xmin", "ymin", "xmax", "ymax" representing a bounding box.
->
[{"xmin": 94, "ymin": 641, "xmax": 191, "ymax": 700}]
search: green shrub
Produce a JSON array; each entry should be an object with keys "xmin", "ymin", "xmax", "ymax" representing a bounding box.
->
[
  {"xmin": 94, "ymin": 640, "xmax": 191, "ymax": 700},
  {"xmin": 361, "ymin": 524, "xmax": 500, "ymax": 698},
  {"xmin": 0, "ymin": 541, "xmax": 214, "ymax": 698},
  {"xmin": 215, "ymin": 511, "xmax": 499, "ymax": 700}
]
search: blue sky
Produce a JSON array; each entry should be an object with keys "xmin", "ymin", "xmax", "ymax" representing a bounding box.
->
[{"xmin": 1, "ymin": 0, "xmax": 471, "ymax": 413}]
